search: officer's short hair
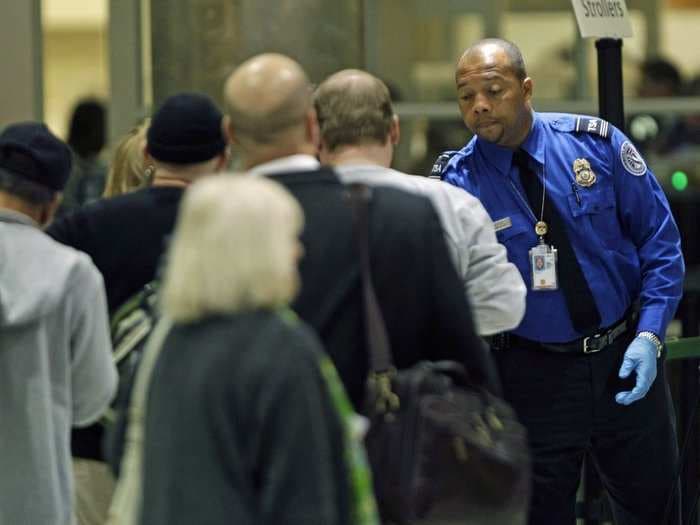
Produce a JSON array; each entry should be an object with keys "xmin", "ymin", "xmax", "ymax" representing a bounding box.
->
[
  {"xmin": 314, "ymin": 71, "xmax": 394, "ymax": 152},
  {"xmin": 468, "ymin": 38, "xmax": 528, "ymax": 81},
  {"xmin": 0, "ymin": 168, "xmax": 56, "ymax": 205}
]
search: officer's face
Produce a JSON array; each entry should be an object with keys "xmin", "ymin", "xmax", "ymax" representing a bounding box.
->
[{"xmin": 455, "ymin": 47, "xmax": 533, "ymax": 149}]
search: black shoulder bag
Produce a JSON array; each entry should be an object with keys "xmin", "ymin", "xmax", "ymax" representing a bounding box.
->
[{"xmin": 347, "ymin": 184, "xmax": 530, "ymax": 524}]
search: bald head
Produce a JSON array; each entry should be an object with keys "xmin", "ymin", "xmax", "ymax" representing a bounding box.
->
[
  {"xmin": 458, "ymin": 38, "xmax": 527, "ymax": 82},
  {"xmin": 314, "ymin": 69, "xmax": 395, "ymax": 152},
  {"xmin": 223, "ymin": 53, "xmax": 313, "ymax": 145},
  {"xmin": 454, "ymin": 38, "xmax": 533, "ymax": 149}
]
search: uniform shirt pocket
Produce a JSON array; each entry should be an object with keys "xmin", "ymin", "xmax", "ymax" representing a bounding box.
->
[
  {"xmin": 494, "ymin": 212, "xmax": 531, "ymax": 273},
  {"xmin": 567, "ymin": 185, "xmax": 623, "ymax": 250}
]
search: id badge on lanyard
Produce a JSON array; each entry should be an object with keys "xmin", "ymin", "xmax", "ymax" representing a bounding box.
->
[
  {"xmin": 510, "ymin": 153, "xmax": 559, "ymax": 292},
  {"xmin": 529, "ymin": 241, "xmax": 558, "ymax": 290}
]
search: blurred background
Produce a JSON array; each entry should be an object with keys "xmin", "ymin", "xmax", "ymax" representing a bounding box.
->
[
  {"xmin": 3, "ymin": 0, "xmax": 700, "ymax": 237},
  {"xmin": 3, "ymin": 1, "xmax": 699, "ymax": 178}
]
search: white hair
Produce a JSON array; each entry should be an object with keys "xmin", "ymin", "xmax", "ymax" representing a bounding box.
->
[{"xmin": 161, "ymin": 174, "xmax": 304, "ymax": 323}]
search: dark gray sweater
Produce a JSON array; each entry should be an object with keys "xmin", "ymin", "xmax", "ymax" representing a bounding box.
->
[{"xmin": 140, "ymin": 311, "xmax": 350, "ymax": 525}]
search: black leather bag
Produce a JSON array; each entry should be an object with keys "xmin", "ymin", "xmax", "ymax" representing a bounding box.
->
[{"xmin": 348, "ymin": 184, "xmax": 530, "ymax": 524}]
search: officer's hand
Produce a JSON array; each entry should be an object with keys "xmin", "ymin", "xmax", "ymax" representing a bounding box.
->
[{"xmin": 615, "ymin": 336, "xmax": 658, "ymax": 406}]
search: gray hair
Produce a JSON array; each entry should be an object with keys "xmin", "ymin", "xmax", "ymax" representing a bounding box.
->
[
  {"xmin": 314, "ymin": 70, "xmax": 395, "ymax": 152},
  {"xmin": 161, "ymin": 175, "xmax": 304, "ymax": 323}
]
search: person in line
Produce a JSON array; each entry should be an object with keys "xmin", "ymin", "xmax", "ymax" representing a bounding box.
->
[
  {"xmin": 60, "ymin": 99, "xmax": 109, "ymax": 213},
  {"xmin": 46, "ymin": 92, "xmax": 229, "ymax": 525},
  {"xmin": 137, "ymin": 176, "xmax": 371, "ymax": 525},
  {"xmin": 314, "ymin": 68, "xmax": 526, "ymax": 336},
  {"xmin": 0, "ymin": 122, "xmax": 116, "ymax": 525},
  {"xmin": 222, "ymin": 53, "xmax": 501, "ymax": 410},
  {"xmin": 434, "ymin": 38, "xmax": 684, "ymax": 524},
  {"xmin": 103, "ymin": 120, "xmax": 151, "ymax": 198}
]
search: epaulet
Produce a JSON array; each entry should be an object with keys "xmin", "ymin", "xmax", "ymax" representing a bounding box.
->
[
  {"xmin": 430, "ymin": 150, "xmax": 459, "ymax": 180},
  {"xmin": 574, "ymin": 116, "xmax": 611, "ymax": 138},
  {"xmin": 549, "ymin": 115, "xmax": 611, "ymax": 139}
]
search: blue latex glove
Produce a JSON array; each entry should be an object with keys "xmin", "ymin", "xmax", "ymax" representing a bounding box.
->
[{"xmin": 615, "ymin": 336, "xmax": 658, "ymax": 406}]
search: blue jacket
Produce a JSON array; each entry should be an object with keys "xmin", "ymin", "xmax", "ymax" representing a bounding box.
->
[{"xmin": 439, "ymin": 112, "xmax": 684, "ymax": 343}]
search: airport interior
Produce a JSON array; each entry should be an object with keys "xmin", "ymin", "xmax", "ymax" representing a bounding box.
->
[{"xmin": 5, "ymin": 0, "xmax": 700, "ymax": 524}]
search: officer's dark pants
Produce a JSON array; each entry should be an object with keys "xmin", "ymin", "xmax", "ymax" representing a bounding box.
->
[{"xmin": 495, "ymin": 332, "xmax": 680, "ymax": 525}]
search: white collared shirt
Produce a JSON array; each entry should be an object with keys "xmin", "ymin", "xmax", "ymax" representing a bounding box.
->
[
  {"xmin": 335, "ymin": 163, "xmax": 527, "ymax": 336},
  {"xmin": 248, "ymin": 154, "xmax": 320, "ymax": 177}
]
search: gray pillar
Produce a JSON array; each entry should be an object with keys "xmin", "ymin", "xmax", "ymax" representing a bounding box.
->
[
  {"xmin": 362, "ymin": 0, "xmax": 417, "ymax": 99},
  {"xmin": 573, "ymin": 20, "xmax": 592, "ymax": 100},
  {"xmin": 640, "ymin": 0, "xmax": 661, "ymax": 58},
  {"xmin": 149, "ymin": 0, "xmax": 364, "ymax": 107},
  {"xmin": 483, "ymin": 0, "xmax": 507, "ymax": 39},
  {"xmin": 109, "ymin": 0, "xmax": 145, "ymax": 142},
  {"xmin": 0, "ymin": 0, "xmax": 43, "ymax": 126}
]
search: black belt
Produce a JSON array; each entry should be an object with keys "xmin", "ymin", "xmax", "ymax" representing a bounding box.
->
[{"xmin": 489, "ymin": 314, "xmax": 633, "ymax": 354}]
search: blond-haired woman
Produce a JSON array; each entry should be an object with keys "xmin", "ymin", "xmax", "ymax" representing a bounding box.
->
[
  {"xmin": 136, "ymin": 176, "xmax": 362, "ymax": 525},
  {"xmin": 102, "ymin": 120, "xmax": 151, "ymax": 198}
]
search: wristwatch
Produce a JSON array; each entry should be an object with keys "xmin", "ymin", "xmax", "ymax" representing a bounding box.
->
[{"xmin": 637, "ymin": 331, "xmax": 663, "ymax": 358}]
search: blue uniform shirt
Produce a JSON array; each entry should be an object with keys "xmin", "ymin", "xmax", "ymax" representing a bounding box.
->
[{"xmin": 440, "ymin": 112, "xmax": 684, "ymax": 343}]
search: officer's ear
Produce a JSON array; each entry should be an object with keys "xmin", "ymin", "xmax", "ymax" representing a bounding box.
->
[{"xmin": 522, "ymin": 77, "xmax": 533, "ymax": 102}]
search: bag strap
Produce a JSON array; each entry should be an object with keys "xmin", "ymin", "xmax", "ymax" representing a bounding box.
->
[
  {"xmin": 110, "ymin": 279, "xmax": 159, "ymax": 334},
  {"xmin": 347, "ymin": 184, "xmax": 394, "ymax": 374}
]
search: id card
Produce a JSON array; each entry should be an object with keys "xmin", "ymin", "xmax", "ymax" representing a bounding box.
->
[{"xmin": 529, "ymin": 243, "xmax": 558, "ymax": 291}]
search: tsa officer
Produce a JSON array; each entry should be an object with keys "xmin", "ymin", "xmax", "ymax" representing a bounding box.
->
[{"xmin": 433, "ymin": 38, "xmax": 684, "ymax": 525}]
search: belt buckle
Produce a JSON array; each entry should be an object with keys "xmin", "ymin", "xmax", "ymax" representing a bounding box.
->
[{"xmin": 583, "ymin": 334, "xmax": 605, "ymax": 353}]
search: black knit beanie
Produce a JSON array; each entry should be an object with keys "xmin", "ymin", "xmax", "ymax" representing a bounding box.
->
[{"xmin": 147, "ymin": 92, "xmax": 227, "ymax": 164}]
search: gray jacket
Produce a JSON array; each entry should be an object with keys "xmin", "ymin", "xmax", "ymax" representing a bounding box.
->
[
  {"xmin": 336, "ymin": 165, "xmax": 526, "ymax": 336},
  {"xmin": 0, "ymin": 209, "xmax": 116, "ymax": 525}
]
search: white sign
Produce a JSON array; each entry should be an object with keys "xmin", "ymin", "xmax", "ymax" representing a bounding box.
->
[{"xmin": 571, "ymin": 0, "xmax": 634, "ymax": 38}]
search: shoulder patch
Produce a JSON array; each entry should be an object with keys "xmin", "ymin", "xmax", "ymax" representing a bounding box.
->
[
  {"xmin": 430, "ymin": 150, "xmax": 458, "ymax": 180},
  {"xmin": 574, "ymin": 116, "xmax": 610, "ymax": 139},
  {"xmin": 620, "ymin": 141, "xmax": 647, "ymax": 176}
]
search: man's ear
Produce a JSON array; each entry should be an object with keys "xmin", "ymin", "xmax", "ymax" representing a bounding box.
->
[
  {"xmin": 143, "ymin": 142, "xmax": 153, "ymax": 164},
  {"xmin": 389, "ymin": 114, "xmax": 400, "ymax": 146},
  {"xmin": 222, "ymin": 115, "xmax": 237, "ymax": 145},
  {"xmin": 215, "ymin": 147, "xmax": 232, "ymax": 172},
  {"xmin": 39, "ymin": 193, "xmax": 62, "ymax": 227},
  {"xmin": 305, "ymin": 108, "xmax": 321, "ymax": 151},
  {"xmin": 317, "ymin": 139, "xmax": 331, "ymax": 164}
]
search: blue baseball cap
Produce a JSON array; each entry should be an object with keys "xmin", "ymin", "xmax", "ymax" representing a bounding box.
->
[{"xmin": 0, "ymin": 122, "xmax": 72, "ymax": 192}]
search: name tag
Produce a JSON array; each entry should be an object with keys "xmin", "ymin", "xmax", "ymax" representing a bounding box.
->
[{"xmin": 493, "ymin": 217, "xmax": 512, "ymax": 233}]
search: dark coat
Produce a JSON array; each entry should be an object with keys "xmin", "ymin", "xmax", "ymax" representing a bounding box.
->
[
  {"xmin": 46, "ymin": 186, "xmax": 184, "ymax": 462},
  {"xmin": 141, "ymin": 312, "xmax": 350, "ymax": 525},
  {"xmin": 272, "ymin": 167, "xmax": 500, "ymax": 408}
]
